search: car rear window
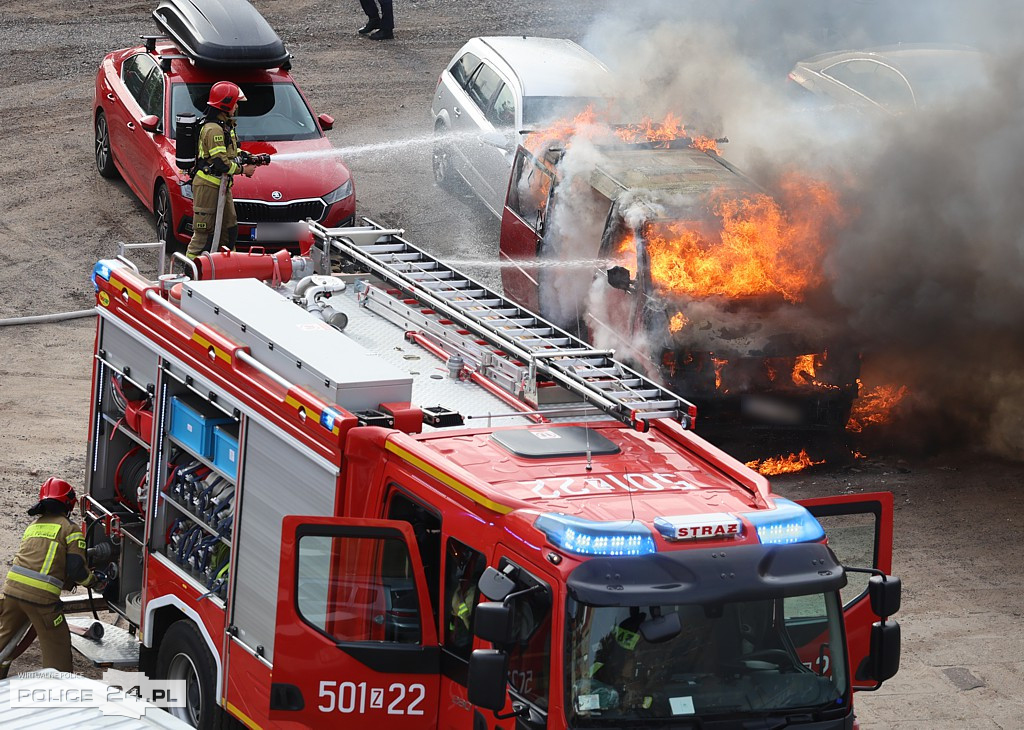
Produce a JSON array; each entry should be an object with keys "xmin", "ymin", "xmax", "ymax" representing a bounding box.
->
[
  {"xmin": 170, "ymin": 82, "xmax": 321, "ymax": 141},
  {"xmin": 450, "ymin": 52, "xmax": 481, "ymax": 89}
]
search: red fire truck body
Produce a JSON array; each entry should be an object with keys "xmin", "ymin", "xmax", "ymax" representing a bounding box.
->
[{"xmin": 82, "ymin": 222, "xmax": 899, "ymax": 730}]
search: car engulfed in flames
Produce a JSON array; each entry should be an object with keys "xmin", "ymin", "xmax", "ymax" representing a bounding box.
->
[{"xmin": 501, "ymin": 112, "xmax": 860, "ymax": 431}]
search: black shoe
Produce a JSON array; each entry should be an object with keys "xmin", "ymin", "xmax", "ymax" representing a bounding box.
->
[
  {"xmin": 369, "ymin": 28, "xmax": 393, "ymax": 40},
  {"xmin": 358, "ymin": 20, "xmax": 380, "ymax": 34}
]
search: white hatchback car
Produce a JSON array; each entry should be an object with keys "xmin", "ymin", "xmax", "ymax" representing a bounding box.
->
[{"xmin": 431, "ymin": 36, "xmax": 611, "ymax": 217}]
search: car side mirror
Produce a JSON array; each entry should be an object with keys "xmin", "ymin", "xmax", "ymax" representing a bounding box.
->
[
  {"xmin": 140, "ymin": 115, "xmax": 161, "ymax": 134},
  {"xmin": 868, "ymin": 574, "xmax": 901, "ymax": 617},
  {"xmin": 480, "ymin": 130, "xmax": 510, "ymax": 150},
  {"xmin": 467, "ymin": 649, "xmax": 509, "ymax": 711},
  {"xmin": 865, "ymin": 619, "xmax": 900, "ymax": 683},
  {"xmin": 318, "ymin": 113, "xmax": 335, "ymax": 131},
  {"xmin": 473, "ymin": 602, "xmax": 514, "ymax": 644},
  {"xmin": 607, "ymin": 266, "xmax": 633, "ymax": 292}
]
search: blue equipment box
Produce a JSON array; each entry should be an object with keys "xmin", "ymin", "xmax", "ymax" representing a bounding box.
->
[
  {"xmin": 169, "ymin": 396, "xmax": 234, "ymax": 459},
  {"xmin": 211, "ymin": 425, "xmax": 239, "ymax": 480}
]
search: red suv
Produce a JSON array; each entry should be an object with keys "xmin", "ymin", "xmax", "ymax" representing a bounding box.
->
[{"xmin": 93, "ymin": 0, "xmax": 354, "ymax": 251}]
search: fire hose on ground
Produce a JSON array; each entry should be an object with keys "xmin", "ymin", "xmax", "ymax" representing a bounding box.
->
[{"xmin": 0, "ymin": 310, "xmax": 95, "ymax": 326}]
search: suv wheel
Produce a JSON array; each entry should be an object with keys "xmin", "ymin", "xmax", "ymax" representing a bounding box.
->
[{"xmin": 95, "ymin": 110, "xmax": 118, "ymax": 179}]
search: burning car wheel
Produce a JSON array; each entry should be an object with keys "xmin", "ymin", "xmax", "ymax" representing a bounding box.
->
[
  {"xmin": 432, "ymin": 123, "xmax": 456, "ymax": 191},
  {"xmin": 94, "ymin": 110, "xmax": 118, "ymax": 179}
]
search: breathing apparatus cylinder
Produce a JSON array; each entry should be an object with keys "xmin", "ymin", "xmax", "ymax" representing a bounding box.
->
[{"xmin": 175, "ymin": 113, "xmax": 199, "ymax": 173}]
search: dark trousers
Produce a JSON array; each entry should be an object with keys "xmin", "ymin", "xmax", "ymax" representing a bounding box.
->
[{"xmin": 359, "ymin": 0, "xmax": 394, "ymax": 30}]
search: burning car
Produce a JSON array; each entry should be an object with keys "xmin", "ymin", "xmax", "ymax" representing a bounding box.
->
[
  {"xmin": 499, "ymin": 118, "xmax": 859, "ymax": 430},
  {"xmin": 93, "ymin": 0, "xmax": 355, "ymax": 251}
]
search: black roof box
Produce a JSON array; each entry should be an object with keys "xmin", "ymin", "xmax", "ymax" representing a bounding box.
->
[{"xmin": 152, "ymin": 0, "xmax": 289, "ymax": 69}]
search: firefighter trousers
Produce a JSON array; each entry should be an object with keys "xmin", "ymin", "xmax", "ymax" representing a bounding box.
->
[
  {"xmin": 186, "ymin": 178, "xmax": 237, "ymax": 259},
  {"xmin": 0, "ymin": 595, "xmax": 72, "ymax": 674}
]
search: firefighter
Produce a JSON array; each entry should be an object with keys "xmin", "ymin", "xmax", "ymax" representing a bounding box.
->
[
  {"xmin": 0, "ymin": 478, "xmax": 107, "ymax": 675},
  {"xmin": 185, "ymin": 81, "xmax": 260, "ymax": 260},
  {"xmin": 445, "ymin": 542, "xmax": 482, "ymax": 654}
]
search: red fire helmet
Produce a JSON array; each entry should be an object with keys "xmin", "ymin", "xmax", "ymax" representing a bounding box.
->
[
  {"xmin": 208, "ymin": 81, "xmax": 247, "ymax": 112},
  {"xmin": 38, "ymin": 477, "xmax": 77, "ymax": 509}
]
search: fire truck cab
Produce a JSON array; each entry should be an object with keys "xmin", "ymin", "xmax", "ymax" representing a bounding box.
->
[
  {"xmin": 499, "ymin": 139, "xmax": 861, "ymax": 432},
  {"xmin": 82, "ymin": 223, "xmax": 899, "ymax": 729}
]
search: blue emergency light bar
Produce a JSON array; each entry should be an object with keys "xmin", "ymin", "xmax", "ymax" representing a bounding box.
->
[
  {"xmin": 742, "ymin": 498, "xmax": 825, "ymax": 545},
  {"xmin": 535, "ymin": 514, "xmax": 657, "ymax": 556},
  {"xmin": 92, "ymin": 260, "xmax": 117, "ymax": 291}
]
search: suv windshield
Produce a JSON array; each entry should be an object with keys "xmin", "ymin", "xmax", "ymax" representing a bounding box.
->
[
  {"xmin": 566, "ymin": 592, "xmax": 848, "ymax": 724},
  {"xmin": 170, "ymin": 82, "xmax": 320, "ymax": 141}
]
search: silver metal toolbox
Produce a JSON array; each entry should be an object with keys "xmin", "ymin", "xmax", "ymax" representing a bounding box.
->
[{"xmin": 182, "ymin": 278, "xmax": 412, "ymax": 412}]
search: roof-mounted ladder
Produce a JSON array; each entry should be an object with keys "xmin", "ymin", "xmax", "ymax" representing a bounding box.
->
[{"xmin": 309, "ymin": 222, "xmax": 696, "ymax": 430}]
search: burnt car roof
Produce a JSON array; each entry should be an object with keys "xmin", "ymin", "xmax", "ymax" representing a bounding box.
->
[
  {"xmin": 152, "ymin": 0, "xmax": 289, "ymax": 69},
  {"xmin": 584, "ymin": 146, "xmax": 759, "ymax": 202}
]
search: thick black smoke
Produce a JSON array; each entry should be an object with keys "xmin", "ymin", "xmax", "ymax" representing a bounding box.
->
[{"xmin": 571, "ymin": 0, "xmax": 1024, "ymax": 456}]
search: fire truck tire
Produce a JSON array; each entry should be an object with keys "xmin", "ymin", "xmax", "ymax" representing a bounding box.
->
[
  {"xmin": 95, "ymin": 110, "xmax": 119, "ymax": 179},
  {"xmin": 157, "ymin": 619, "xmax": 231, "ymax": 729}
]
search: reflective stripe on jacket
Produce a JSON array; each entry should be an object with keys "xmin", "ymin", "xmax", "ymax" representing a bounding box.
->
[
  {"xmin": 194, "ymin": 114, "xmax": 241, "ymax": 187},
  {"xmin": 4, "ymin": 515, "xmax": 95, "ymax": 604}
]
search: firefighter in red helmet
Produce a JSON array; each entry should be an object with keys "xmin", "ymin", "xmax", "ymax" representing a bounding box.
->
[
  {"xmin": 0, "ymin": 478, "xmax": 107, "ymax": 675},
  {"xmin": 185, "ymin": 81, "xmax": 263, "ymax": 260}
]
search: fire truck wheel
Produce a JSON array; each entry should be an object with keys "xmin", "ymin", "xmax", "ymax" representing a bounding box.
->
[
  {"xmin": 157, "ymin": 619, "xmax": 221, "ymax": 728},
  {"xmin": 95, "ymin": 110, "xmax": 119, "ymax": 179}
]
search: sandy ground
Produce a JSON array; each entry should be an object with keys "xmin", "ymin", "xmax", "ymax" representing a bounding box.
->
[{"xmin": 1, "ymin": 0, "xmax": 1023, "ymax": 727}]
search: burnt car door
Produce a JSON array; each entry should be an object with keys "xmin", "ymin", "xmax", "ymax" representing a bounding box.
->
[{"xmin": 500, "ymin": 146, "xmax": 553, "ymax": 313}]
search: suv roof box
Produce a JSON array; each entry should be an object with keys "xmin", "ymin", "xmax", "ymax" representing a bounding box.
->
[{"xmin": 152, "ymin": 0, "xmax": 289, "ymax": 69}]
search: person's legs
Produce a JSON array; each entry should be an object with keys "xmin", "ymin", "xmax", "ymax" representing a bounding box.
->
[
  {"xmin": 358, "ymin": 0, "xmax": 381, "ymax": 27},
  {"xmin": 0, "ymin": 597, "xmax": 31, "ymax": 678},
  {"xmin": 186, "ymin": 181, "xmax": 219, "ymax": 259},
  {"xmin": 217, "ymin": 188, "xmax": 237, "ymax": 250},
  {"xmin": 24, "ymin": 600, "xmax": 72, "ymax": 673},
  {"xmin": 378, "ymin": 0, "xmax": 394, "ymax": 30}
]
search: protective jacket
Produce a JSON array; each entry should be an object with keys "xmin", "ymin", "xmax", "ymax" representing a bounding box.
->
[
  {"xmin": 194, "ymin": 112, "xmax": 241, "ymax": 188},
  {"xmin": 3, "ymin": 515, "xmax": 96, "ymax": 604}
]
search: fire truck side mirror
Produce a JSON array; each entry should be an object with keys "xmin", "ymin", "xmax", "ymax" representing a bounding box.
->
[
  {"xmin": 467, "ymin": 649, "xmax": 510, "ymax": 711},
  {"xmin": 607, "ymin": 266, "xmax": 633, "ymax": 292},
  {"xmin": 473, "ymin": 602, "xmax": 515, "ymax": 644},
  {"xmin": 478, "ymin": 566, "xmax": 515, "ymax": 601},
  {"xmin": 868, "ymin": 574, "xmax": 901, "ymax": 617},
  {"xmin": 866, "ymin": 619, "xmax": 901, "ymax": 683}
]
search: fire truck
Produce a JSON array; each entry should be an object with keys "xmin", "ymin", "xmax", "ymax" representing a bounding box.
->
[
  {"xmin": 498, "ymin": 136, "xmax": 860, "ymax": 433},
  {"xmin": 81, "ymin": 220, "xmax": 900, "ymax": 729}
]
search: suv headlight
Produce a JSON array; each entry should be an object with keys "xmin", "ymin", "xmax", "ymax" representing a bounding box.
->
[{"xmin": 323, "ymin": 179, "xmax": 353, "ymax": 205}]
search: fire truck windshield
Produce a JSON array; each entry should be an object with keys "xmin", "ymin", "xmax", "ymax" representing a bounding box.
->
[{"xmin": 565, "ymin": 591, "xmax": 848, "ymax": 724}]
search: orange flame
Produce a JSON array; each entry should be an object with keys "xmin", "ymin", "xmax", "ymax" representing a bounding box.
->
[
  {"xmin": 746, "ymin": 449, "xmax": 826, "ymax": 476},
  {"xmin": 669, "ymin": 312, "xmax": 688, "ymax": 333},
  {"xmin": 712, "ymin": 357, "xmax": 728, "ymax": 390},
  {"xmin": 634, "ymin": 173, "xmax": 842, "ymax": 303},
  {"xmin": 846, "ymin": 384, "xmax": 909, "ymax": 433},
  {"xmin": 527, "ymin": 110, "xmax": 718, "ymax": 155}
]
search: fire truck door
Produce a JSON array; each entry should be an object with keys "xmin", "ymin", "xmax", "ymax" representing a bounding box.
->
[
  {"xmin": 798, "ymin": 491, "xmax": 895, "ymax": 690},
  {"xmin": 270, "ymin": 516, "xmax": 441, "ymax": 726},
  {"xmin": 500, "ymin": 147, "xmax": 553, "ymax": 312}
]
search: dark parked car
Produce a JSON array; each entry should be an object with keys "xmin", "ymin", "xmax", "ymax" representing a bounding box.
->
[{"xmin": 788, "ymin": 44, "xmax": 989, "ymax": 115}]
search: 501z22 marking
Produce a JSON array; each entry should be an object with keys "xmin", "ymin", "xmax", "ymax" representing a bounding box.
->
[{"xmin": 318, "ymin": 680, "xmax": 425, "ymax": 715}]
